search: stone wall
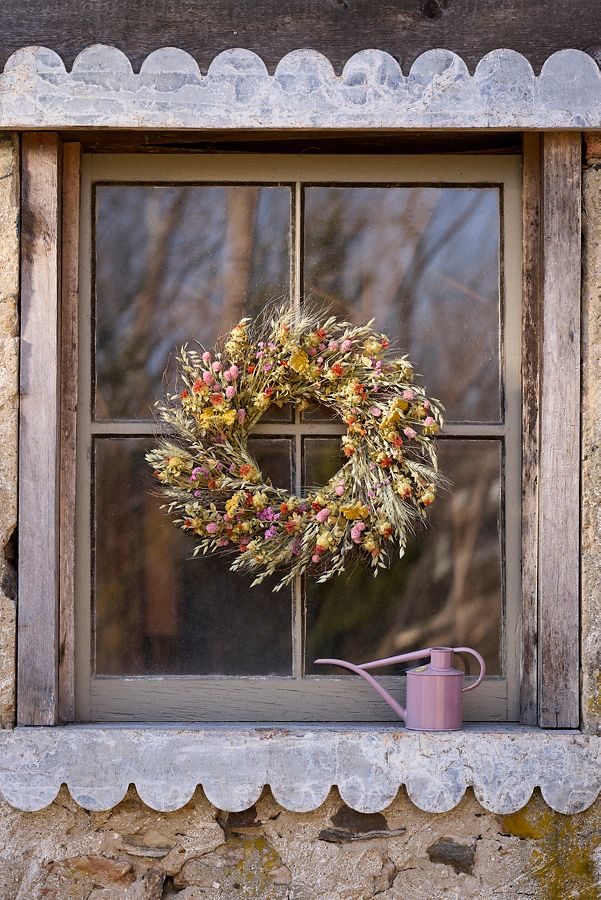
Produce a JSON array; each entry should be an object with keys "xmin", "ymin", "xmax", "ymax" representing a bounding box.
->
[
  {"xmin": 1, "ymin": 786, "xmax": 600, "ymax": 899},
  {"xmin": 0, "ymin": 134, "xmax": 599, "ymax": 899}
]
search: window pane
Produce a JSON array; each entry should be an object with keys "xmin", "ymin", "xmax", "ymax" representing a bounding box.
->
[
  {"xmin": 303, "ymin": 186, "xmax": 500, "ymax": 422},
  {"xmin": 95, "ymin": 185, "xmax": 291, "ymax": 420},
  {"xmin": 94, "ymin": 438, "xmax": 292, "ymax": 675},
  {"xmin": 304, "ymin": 437, "xmax": 344, "ymax": 488},
  {"xmin": 305, "ymin": 440, "xmax": 502, "ymax": 676}
]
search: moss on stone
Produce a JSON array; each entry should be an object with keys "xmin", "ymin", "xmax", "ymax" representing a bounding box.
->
[{"xmin": 502, "ymin": 792, "xmax": 600, "ymax": 899}]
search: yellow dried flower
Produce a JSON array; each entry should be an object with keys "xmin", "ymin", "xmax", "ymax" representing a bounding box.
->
[
  {"xmin": 289, "ymin": 348, "xmax": 310, "ymax": 373},
  {"xmin": 341, "ymin": 503, "xmax": 370, "ymax": 520}
]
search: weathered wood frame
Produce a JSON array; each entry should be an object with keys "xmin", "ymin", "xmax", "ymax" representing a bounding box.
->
[
  {"xmin": 520, "ymin": 132, "xmax": 581, "ymax": 728},
  {"xmin": 16, "ymin": 133, "xmax": 581, "ymax": 728}
]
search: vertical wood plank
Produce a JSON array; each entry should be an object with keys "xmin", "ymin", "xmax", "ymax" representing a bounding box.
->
[
  {"xmin": 538, "ymin": 132, "xmax": 581, "ymax": 728},
  {"xmin": 17, "ymin": 133, "xmax": 61, "ymax": 725},
  {"xmin": 58, "ymin": 142, "xmax": 80, "ymax": 723},
  {"xmin": 520, "ymin": 133, "xmax": 542, "ymax": 725}
]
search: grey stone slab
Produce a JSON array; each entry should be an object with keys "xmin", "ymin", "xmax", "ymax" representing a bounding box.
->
[
  {"xmin": 1, "ymin": 46, "xmax": 601, "ymax": 129},
  {"xmin": 0, "ymin": 725, "xmax": 598, "ymax": 814}
]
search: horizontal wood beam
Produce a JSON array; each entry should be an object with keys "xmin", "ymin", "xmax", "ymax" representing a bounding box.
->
[{"xmin": 0, "ymin": 0, "xmax": 599, "ymax": 73}]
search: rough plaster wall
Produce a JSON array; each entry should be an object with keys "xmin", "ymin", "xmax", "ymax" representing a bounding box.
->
[
  {"xmin": 0, "ymin": 134, "xmax": 599, "ymax": 898},
  {"xmin": 0, "ymin": 134, "xmax": 18, "ymax": 729},
  {"xmin": 582, "ymin": 145, "xmax": 601, "ymax": 736},
  {"xmin": 0, "ymin": 786, "xmax": 599, "ymax": 900}
]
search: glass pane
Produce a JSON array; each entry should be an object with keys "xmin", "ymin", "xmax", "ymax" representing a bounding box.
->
[
  {"xmin": 301, "ymin": 402, "xmax": 338, "ymax": 423},
  {"xmin": 304, "ymin": 437, "xmax": 344, "ymax": 489},
  {"xmin": 95, "ymin": 185, "xmax": 291, "ymax": 420},
  {"xmin": 94, "ymin": 438, "xmax": 292, "ymax": 675},
  {"xmin": 263, "ymin": 403, "xmax": 293, "ymax": 424},
  {"xmin": 303, "ymin": 186, "xmax": 500, "ymax": 422},
  {"xmin": 248, "ymin": 437, "xmax": 292, "ymax": 491},
  {"xmin": 305, "ymin": 440, "xmax": 502, "ymax": 676}
]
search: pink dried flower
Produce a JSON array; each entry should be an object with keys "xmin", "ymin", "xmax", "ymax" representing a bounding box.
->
[
  {"xmin": 341, "ymin": 339, "xmax": 353, "ymax": 353},
  {"xmin": 263, "ymin": 362, "xmax": 273, "ymax": 373},
  {"xmin": 226, "ymin": 386, "xmax": 236, "ymax": 400},
  {"xmin": 202, "ymin": 351, "xmax": 211, "ymax": 365},
  {"xmin": 229, "ymin": 364, "xmax": 239, "ymax": 379},
  {"xmin": 264, "ymin": 525, "xmax": 278, "ymax": 540},
  {"xmin": 404, "ymin": 427, "xmax": 417, "ymax": 439},
  {"xmin": 238, "ymin": 408, "xmax": 246, "ymax": 423},
  {"xmin": 369, "ymin": 406, "xmax": 382, "ymax": 417},
  {"xmin": 205, "ymin": 522, "xmax": 218, "ymax": 534},
  {"xmin": 316, "ymin": 508, "xmax": 330, "ymax": 523},
  {"xmin": 311, "ymin": 554, "xmax": 321, "ymax": 563},
  {"xmin": 216, "ymin": 538, "xmax": 229, "ymax": 547},
  {"xmin": 351, "ymin": 522, "xmax": 366, "ymax": 543},
  {"xmin": 193, "ymin": 490, "xmax": 202, "ymax": 497},
  {"xmin": 307, "ymin": 346, "xmax": 317, "ymax": 356},
  {"xmin": 212, "ymin": 361, "xmax": 222, "ymax": 372},
  {"xmin": 328, "ymin": 340, "xmax": 339, "ymax": 351},
  {"xmin": 202, "ymin": 370, "xmax": 213, "ymax": 385},
  {"xmin": 424, "ymin": 416, "xmax": 434, "ymax": 426},
  {"xmin": 402, "ymin": 389, "xmax": 415, "ymax": 401},
  {"xmin": 335, "ymin": 483, "xmax": 345, "ymax": 497}
]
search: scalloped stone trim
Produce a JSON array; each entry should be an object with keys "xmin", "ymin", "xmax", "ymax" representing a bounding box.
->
[
  {"xmin": 1, "ymin": 46, "xmax": 601, "ymax": 129},
  {"xmin": 0, "ymin": 725, "xmax": 598, "ymax": 814}
]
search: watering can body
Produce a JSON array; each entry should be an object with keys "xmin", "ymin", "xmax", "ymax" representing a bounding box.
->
[{"xmin": 315, "ymin": 646, "xmax": 485, "ymax": 731}]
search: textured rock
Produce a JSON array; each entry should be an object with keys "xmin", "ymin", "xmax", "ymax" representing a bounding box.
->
[
  {"xmin": 582, "ymin": 161, "xmax": 601, "ymax": 736},
  {"xmin": 426, "ymin": 837, "xmax": 476, "ymax": 875},
  {"xmin": 1, "ymin": 47, "xmax": 601, "ymax": 129},
  {"xmin": 0, "ymin": 135, "xmax": 18, "ymax": 730}
]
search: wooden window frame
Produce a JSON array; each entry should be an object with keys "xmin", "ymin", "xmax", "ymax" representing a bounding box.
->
[{"xmin": 16, "ymin": 131, "xmax": 581, "ymax": 729}]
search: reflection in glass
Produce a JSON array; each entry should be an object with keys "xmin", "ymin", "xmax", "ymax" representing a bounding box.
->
[
  {"xmin": 303, "ymin": 186, "xmax": 500, "ymax": 422},
  {"xmin": 94, "ymin": 438, "xmax": 292, "ymax": 675},
  {"xmin": 304, "ymin": 437, "xmax": 344, "ymax": 488},
  {"xmin": 305, "ymin": 440, "xmax": 502, "ymax": 676},
  {"xmin": 95, "ymin": 185, "xmax": 291, "ymax": 420}
]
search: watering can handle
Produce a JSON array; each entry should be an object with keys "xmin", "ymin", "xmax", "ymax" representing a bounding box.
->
[{"xmin": 453, "ymin": 647, "xmax": 486, "ymax": 692}]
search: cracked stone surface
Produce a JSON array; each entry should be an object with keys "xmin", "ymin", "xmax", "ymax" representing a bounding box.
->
[
  {"xmin": 0, "ymin": 724, "xmax": 598, "ymax": 815},
  {"xmin": 1, "ymin": 47, "xmax": 601, "ymax": 129}
]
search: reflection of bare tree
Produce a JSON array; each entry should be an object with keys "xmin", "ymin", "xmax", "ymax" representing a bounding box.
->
[
  {"xmin": 220, "ymin": 188, "xmax": 259, "ymax": 334},
  {"xmin": 306, "ymin": 441, "xmax": 502, "ymax": 675},
  {"xmin": 94, "ymin": 185, "xmax": 291, "ymax": 675},
  {"xmin": 374, "ymin": 445, "xmax": 500, "ymax": 671},
  {"xmin": 303, "ymin": 187, "xmax": 499, "ymax": 420}
]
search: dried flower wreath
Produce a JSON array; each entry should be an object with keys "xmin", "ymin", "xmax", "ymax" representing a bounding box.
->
[{"xmin": 146, "ymin": 306, "xmax": 443, "ymax": 591}]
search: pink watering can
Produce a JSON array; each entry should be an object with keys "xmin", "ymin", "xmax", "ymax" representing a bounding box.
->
[{"xmin": 315, "ymin": 646, "xmax": 486, "ymax": 730}]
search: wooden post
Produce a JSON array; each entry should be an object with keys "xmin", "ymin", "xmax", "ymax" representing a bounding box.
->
[
  {"xmin": 58, "ymin": 142, "xmax": 81, "ymax": 722},
  {"xmin": 538, "ymin": 132, "xmax": 581, "ymax": 728},
  {"xmin": 520, "ymin": 133, "xmax": 542, "ymax": 725},
  {"xmin": 17, "ymin": 133, "xmax": 61, "ymax": 725}
]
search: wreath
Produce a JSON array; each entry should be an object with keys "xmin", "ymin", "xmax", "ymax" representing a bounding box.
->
[{"xmin": 146, "ymin": 306, "xmax": 444, "ymax": 592}]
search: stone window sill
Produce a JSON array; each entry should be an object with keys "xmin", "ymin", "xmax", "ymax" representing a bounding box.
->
[
  {"xmin": 2, "ymin": 46, "xmax": 601, "ymax": 130},
  {"xmin": 0, "ymin": 723, "xmax": 598, "ymax": 815}
]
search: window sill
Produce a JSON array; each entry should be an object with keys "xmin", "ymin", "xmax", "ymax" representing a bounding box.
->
[{"xmin": 0, "ymin": 723, "xmax": 598, "ymax": 815}]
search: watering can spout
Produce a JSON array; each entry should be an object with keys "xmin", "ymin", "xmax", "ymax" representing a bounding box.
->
[{"xmin": 314, "ymin": 657, "xmax": 409, "ymax": 720}]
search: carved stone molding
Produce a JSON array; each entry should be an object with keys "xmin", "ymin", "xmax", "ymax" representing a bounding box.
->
[
  {"xmin": 1, "ymin": 46, "xmax": 600, "ymax": 129},
  {"xmin": 0, "ymin": 725, "xmax": 598, "ymax": 814}
]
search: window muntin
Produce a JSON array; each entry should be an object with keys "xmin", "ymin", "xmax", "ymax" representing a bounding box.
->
[{"xmin": 75, "ymin": 154, "xmax": 521, "ymax": 722}]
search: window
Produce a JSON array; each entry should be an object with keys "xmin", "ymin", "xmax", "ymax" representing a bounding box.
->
[{"xmin": 72, "ymin": 153, "xmax": 522, "ymax": 722}]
